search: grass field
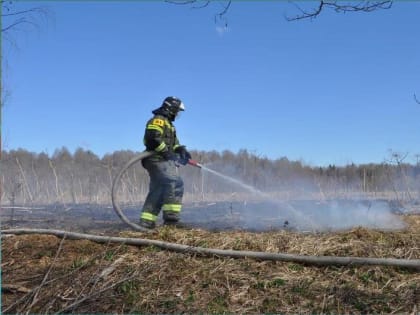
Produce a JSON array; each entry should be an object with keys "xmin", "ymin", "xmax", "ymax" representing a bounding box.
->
[{"xmin": 1, "ymin": 212, "xmax": 419, "ymax": 314}]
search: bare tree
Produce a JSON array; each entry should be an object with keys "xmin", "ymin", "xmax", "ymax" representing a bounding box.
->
[
  {"xmin": 165, "ymin": 0, "xmax": 231, "ymax": 25},
  {"xmin": 1, "ymin": 0, "xmax": 49, "ymax": 34},
  {"xmin": 165, "ymin": 0, "xmax": 392, "ymax": 24},
  {"xmin": 385, "ymin": 150, "xmax": 415, "ymax": 202},
  {"xmin": 286, "ymin": 0, "xmax": 392, "ymax": 21},
  {"xmin": 415, "ymin": 93, "xmax": 420, "ymax": 105},
  {"xmin": 0, "ymin": 1, "xmax": 51, "ymax": 174},
  {"xmin": 0, "ymin": 0, "xmax": 51, "ymax": 129}
]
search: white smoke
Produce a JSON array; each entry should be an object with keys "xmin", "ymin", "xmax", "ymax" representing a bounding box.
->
[
  {"xmin": 196, "ymin": 165, "xmax": 407, "ymax": 232},
  {"xmin": 235, "ymin": 199, "xmax": 407, "ymax": 232}
]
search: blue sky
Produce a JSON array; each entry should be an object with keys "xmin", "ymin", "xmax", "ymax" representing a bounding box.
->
[{"xmin": 2, "ymin": 1, "xmax": 420, "ymax": 166}]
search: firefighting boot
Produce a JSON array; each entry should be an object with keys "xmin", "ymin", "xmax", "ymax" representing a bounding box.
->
[{"xmin": 139, "ymin": 219, "xmax": 156, "ymax": 230}]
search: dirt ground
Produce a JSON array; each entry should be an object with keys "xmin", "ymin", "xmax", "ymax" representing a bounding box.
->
[{"xmin": 1, "ymin": 204, "xmax": 419, "ymax": 314}]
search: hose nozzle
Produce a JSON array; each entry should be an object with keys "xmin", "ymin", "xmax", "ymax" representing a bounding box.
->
[{"xmin": 188, "ymin": 159, "xmax": 202, "ymax": 169}]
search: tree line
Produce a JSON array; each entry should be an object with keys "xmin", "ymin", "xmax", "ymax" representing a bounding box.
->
[{"xmin": 1, "ymin": 147, "xmax": 419, "ymax": 206}]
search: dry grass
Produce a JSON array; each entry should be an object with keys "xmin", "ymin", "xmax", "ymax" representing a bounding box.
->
[{"xmin": 2, "ymin": 214, "xmax": 419, "ymax": 314}]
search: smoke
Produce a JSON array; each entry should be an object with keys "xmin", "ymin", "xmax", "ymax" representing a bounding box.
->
[
  {"xmin": 279, "ymin": 199, "xmax": 404, "ymax": 232},
  {"xmin": 217, "ymin": 199, "xmax": 406, "ymax": 233},
  {"xmin": 192, "ymin": 165, "xmax": 407, "ymax": 232}
]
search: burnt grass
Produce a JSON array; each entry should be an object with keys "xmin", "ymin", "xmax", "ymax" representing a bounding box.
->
[
  {"xmin": 1, "ymin": 201, "xmax": 419, "ymax": 314},
  {"xmin": 0, "ymin": 199, "xmax": 409, "ymax": 233}
]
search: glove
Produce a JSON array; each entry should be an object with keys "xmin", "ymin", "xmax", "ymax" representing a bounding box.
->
[
  {"xmin": 174, "ymin": 146, "xmax": 191, "ymax": 165},
  {"xmin": 161, "ymin": 150, "xmax": 178, "ymax": 161}
]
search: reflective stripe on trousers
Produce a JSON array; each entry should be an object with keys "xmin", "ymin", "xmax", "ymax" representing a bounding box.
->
[
  {"xmin": 141, "ymin": 212, "xmax": 157, "ymax": 222},
  {"xmin": 162, "ymin": 203, "xmax": 182, "ymax": 213}
]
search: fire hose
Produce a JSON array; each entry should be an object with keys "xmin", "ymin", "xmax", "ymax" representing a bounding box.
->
[{"xmin": 110, "ymin": 151, "xmax": 201, "ymax": 232}]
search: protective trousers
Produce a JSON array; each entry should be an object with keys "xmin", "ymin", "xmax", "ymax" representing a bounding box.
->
[{"xmin": 140, "ymin": 159, "xmax": 184, "ymax": 225}]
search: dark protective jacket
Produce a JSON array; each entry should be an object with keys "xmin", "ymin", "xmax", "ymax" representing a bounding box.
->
[{"xmin": 143, "ymin": 107, "xmax": 182, "ymax": 161}]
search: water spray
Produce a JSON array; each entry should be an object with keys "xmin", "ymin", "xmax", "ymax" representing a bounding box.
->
[{"xmin": 187, "ymin": 158, "xmax": 314, "ymax": 229}]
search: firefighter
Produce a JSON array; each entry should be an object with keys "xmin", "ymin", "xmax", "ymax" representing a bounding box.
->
[{"xmin": 139, "ymin": 96, "xmax": 192, "ymax": 229}]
